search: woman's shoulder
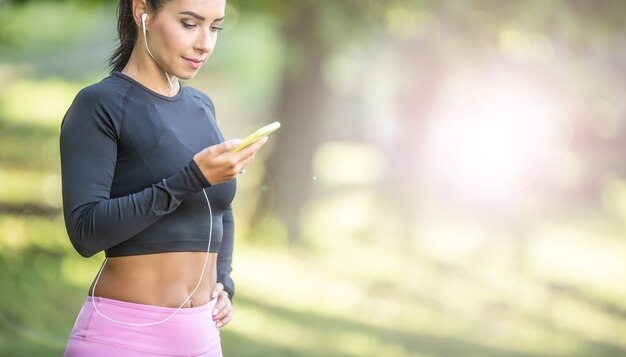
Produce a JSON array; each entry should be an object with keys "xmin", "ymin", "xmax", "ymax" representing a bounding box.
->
[
  {"xmin": 72, "ymin": 73, "xmax": 133, "ymax": 107},
  {"xmin": 62, "ymin": 74, "xmax": 133, "ymax": 132}
]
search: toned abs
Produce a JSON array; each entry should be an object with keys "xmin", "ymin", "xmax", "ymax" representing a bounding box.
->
[{"xmin": 89, "ymin": 252, "xmax": 218, "ymax": 308}]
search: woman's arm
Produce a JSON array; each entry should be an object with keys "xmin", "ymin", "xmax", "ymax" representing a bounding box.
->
[
  {"xmin": 61, "ymin": 87, "xmax": 266, "ymax": 259},
  {"xmin": 213, "ymin": 207, "xmax": 236, "ymax": 328},
  {"xmin": 217, "ymin": 205, "xmax": 236, "ymax": 300},
  {"xmin": 60, "ymin": 89, "xmax": 210, "ymax": 258}
]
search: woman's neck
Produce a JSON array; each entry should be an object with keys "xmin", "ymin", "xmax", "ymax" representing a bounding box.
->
[{"xmin": 122, "ymin": 46, "xmax": 180, "ymax": 97}]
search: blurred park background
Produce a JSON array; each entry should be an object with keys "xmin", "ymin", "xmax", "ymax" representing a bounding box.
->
[{"xmin": 1, "ymin": 0, "xmax": 625, "ymax": 356}]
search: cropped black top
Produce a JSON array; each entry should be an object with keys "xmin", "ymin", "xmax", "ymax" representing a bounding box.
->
[{"xmin": 59, "ymin": 71, "xmax": 236, "ymax": 295}]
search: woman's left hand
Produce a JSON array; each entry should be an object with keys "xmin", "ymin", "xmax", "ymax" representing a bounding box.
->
[{"xmin": 211, "ymin": 283, "xmax": 233, "ymax": 328}]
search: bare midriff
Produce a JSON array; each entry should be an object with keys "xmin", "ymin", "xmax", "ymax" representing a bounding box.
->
[{"xmin": 88, "ymin": 252, "xmax": 218, "ymax": 308}]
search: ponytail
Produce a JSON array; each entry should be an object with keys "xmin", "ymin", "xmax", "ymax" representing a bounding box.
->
[
  {"xmin": 109, "ymin": 0, "xmax": 170, "ymax": 73},
  {"xmin": 109, "ymin": 0, "xmax": 136, "ymax": 72}
]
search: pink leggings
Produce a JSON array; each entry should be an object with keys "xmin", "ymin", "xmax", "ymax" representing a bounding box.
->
[{"xmin": 64, "ymin": 296, "xmax": 222, "ymax": 357}]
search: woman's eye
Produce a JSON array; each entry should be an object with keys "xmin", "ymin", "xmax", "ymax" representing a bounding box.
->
[
  {"xmin": 182, "ymin": 22, "xmax": 196, "ymax": 29},
  {"xmin": 210, "ymin": 26, "xmax": 223, "ymax": 33}
]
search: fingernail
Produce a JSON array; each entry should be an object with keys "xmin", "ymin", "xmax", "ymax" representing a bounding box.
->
[
  {"xmin": 213, "ymin": 308, "xmax": 219, "ymax": 316},
  {"xmin": 212, "ymin": 291, "xmax": 217, "ymax": 298}
]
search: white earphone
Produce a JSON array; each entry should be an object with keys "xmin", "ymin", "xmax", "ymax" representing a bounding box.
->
[
  {"xmin": 139, "ymin": 12, "xmax": 177, "ymax": 96},
  {"xmin": 141, "ymin": 12, "xmax": 148, "ymax": 34}
]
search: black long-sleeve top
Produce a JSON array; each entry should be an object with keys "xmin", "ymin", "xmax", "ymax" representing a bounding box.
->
[{"xmin": 59, "ymin": 71, "xmax": 236, "ymax": 298}]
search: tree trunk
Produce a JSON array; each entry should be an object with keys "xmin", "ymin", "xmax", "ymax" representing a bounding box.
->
[{"xmin": 265, "ymin": 3, "xmax": 327, "ymax": 244}]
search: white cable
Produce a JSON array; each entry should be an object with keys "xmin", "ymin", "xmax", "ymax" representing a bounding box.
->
[
  {"xmin": 142, "ymin": 16, "xmax": 177, "ymax": 96},
  {"xmin": 90, "ymin": 188, "xmax": 213, "ymax": 326}
]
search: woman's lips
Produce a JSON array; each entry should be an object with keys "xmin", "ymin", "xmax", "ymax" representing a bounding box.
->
[{"xmin": 183, "ymin": 57, "xmax": 204, "ymax": 69}]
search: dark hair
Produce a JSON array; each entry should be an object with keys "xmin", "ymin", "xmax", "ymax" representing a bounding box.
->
[{"xmin": 109, "ymin": 0, "xmax": 171, "ymax": 72}]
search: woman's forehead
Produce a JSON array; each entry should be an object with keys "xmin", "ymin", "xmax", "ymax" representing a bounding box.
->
[{"xmin": 163, "ymin": 0, "xmax": 226, "ymax": 20}]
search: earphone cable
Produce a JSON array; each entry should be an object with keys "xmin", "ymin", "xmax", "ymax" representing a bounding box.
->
[
  {"xmin": 142, "ymin": 13, "xmax": 177, "ymax": 96},
  {"xmin": 90, "ymin": 188, "xmax": 213, "ymax": 326}
]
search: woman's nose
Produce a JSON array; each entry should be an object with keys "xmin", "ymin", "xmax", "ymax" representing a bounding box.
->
[{"xmin": 195, "ymin": 29, "xmax": 215, "ymax": 54}]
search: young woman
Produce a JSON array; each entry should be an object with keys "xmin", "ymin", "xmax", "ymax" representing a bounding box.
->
[{"xmin": 60, "ymin": 0, "xmax": 266, "ymax": 355}]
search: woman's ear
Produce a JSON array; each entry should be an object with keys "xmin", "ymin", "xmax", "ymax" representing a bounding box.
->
[{"xmin": 131, "ymin": 0, "xmax": 149, "ymax": 29}]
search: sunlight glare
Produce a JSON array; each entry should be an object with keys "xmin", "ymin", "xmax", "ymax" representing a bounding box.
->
[{"xmin": 421, "ymin": 76, "xmax": 565, "ymax": 203}]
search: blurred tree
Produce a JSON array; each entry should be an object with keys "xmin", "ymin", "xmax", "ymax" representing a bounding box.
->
[
  {"xmin": 231, "ymin": 0, "xmax": 625, "ymax": 244},
  {"xmin": 231, "ymin": 0, "xmax": 379, "ymax": 244},
  {"xmin": 4, "ymin": 0, "xmax": 624, "ymax": 243}
]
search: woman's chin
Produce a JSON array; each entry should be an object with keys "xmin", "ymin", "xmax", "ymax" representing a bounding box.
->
[{"xmin": 175, "ymin": 70, "xmax": 197, "ymax": 81}]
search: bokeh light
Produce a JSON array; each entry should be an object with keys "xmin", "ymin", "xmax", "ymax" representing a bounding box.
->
[{"xmin": 421, "ymin": 71, "xmax": 568, "ymax": 204}]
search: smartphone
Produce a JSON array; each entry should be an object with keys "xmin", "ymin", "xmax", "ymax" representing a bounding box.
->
[{"xmin": 232, "ymin": 121, "xmax": 281, "ymax": 152}]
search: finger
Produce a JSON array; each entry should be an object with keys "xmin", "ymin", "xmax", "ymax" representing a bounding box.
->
[
  {"xmin": 248, "ymin": 135, "xmax": 269, "ymax": 152},
  {"xmin": 235, "ymin": 155, "xmax": 256, "ymax": 174},
  {"xmin": 212, "ymin": 292, "xmax": 231, "ymax": 320},
  {"xmin": 213, "ymin": 304, "xmax": 230, "ymax": 322},
  {"xmin": 228, "ymin": 137, "xmax": 268, "ymax": 173},
  {"xmin": 235, "ymin": 136, "xmax": 268, "ymax": 159},
  {"xmin": 213, "ymin": 139, "xmax": 243, "ymax": 155},
  {"xmin": 211, "ymin": 282, "xmax": 224, "ymax": 299},
  {"xmin": 237, "ymin": 137, "xmax": 268, "ymax": 166},
  {"xmin": 216, "ymin": 308, "xmax": 233, "ymax": 328}
]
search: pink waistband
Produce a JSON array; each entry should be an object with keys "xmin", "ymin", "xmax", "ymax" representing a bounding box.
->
[
  {"xmin": 65, "ymin": 295, "xmax": 222, "ymax": 356},
  {"xmin": 87, "ymin": 295, "xmax": 217, "ymax": 315}
]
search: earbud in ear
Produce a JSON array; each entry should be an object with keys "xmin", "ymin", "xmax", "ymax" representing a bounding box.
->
[{"xmin": 141, "ymin": 13, "xmax": 148, "ymax": 34}]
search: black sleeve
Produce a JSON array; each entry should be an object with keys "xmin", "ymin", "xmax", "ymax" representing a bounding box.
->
[
  {"xmin": 217, "ymin": 205, "xmax": 236, "ymax": 301},
  {"xmin": 59, "ymin": 89, "xmax": 211, "ymax": 258}
]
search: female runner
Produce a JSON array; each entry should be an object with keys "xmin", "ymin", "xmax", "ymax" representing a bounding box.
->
[{"xmin": 60, "ymin": 0, "xmax": 266, "ymax": 355}]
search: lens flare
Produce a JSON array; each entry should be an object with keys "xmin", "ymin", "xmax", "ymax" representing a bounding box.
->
[{"xmin": 421, "ymin": 76, "xmax": 567, "ymax": 204}]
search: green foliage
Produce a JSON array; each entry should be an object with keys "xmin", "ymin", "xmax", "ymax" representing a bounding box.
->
[{"xmin": 0, "ymin": 2, "xmax": 95, "ymax": 54}]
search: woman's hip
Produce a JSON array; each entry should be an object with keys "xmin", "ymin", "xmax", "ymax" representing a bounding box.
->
[{"xmin": 64, "ymin": 296, "xmax": 222, "ymax": 357}]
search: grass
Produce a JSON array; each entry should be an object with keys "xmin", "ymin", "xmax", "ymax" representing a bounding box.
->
[{"xmin": 3, "ymin": 236, "xmax": 625, "ymax": 356}]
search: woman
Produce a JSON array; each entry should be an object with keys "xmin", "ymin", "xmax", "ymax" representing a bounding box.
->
[{"xmin": 60, "ymin": 0, "xmax": 266, "ymax": 355}]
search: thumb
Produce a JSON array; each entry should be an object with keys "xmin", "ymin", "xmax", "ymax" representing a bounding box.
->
[
  {"xmin": 215, "ymin": 139, "xmax": 242, "ymax": 154},
  {"xmin": 212, "ymin": 282, "xmax": 224, "ymax": 299}
]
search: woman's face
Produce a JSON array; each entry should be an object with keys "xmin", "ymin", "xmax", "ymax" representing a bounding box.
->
[{"xmin": 143, "ymin": 0, "xmax": 226, "ymax": 80}]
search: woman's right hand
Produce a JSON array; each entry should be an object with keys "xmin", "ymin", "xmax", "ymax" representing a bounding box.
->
[{"xmin": 193, "ymin": 136, "xmax": 269, "ymax": 185}]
